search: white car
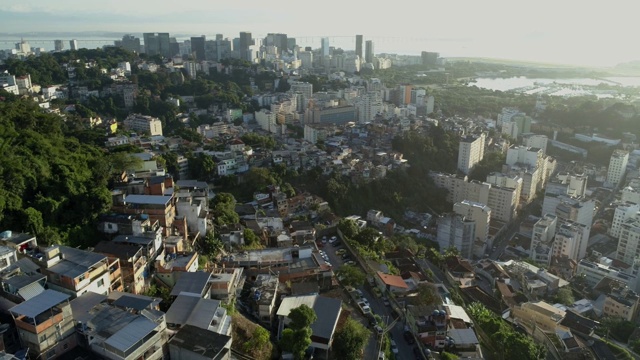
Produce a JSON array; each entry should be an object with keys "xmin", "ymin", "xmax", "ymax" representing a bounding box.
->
[
  {"xmin": 361, "ymin": 298, "xmax": 370, "ymax": 307},
  {"xmin": 390, "ymin": 340, "xmax": 399, "ymax": 354},
  {"xmin": 361, "ymin": 305, "xmax": 371, "ymax": 314}
]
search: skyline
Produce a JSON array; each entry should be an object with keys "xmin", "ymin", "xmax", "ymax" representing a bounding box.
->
[{"xmin": 1, "ymin": 0, "xmax": 638, "ymax": 67}]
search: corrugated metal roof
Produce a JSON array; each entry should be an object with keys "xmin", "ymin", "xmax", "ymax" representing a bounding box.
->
[
  {"xmin": 276, "ymin": 295, "xmax": 342, "ymax": 341},
  {"xmin": 186, "ymin": 298, "xmax": 221, "ymax": 330},
  {"xmin": 448, "ymin": 328, "xmax": 479, "ymax": 345},
  {"xmin": 17, "ymin": 282, "xmax": 44, "ymax": 300},
  {"xmin": 113, "ymin": 294, "xmax": 153, "ymax": 311},
  {"xmin": 165, "ymin": 295, "xmax": 200, "ymax": 325},
  {"xmin": 104, "ymin": 317, "xmax": 157, "ymax": 352},
  {"xmin": 125, "ymin": 195, "xmax": 172, "ymax": 206},
  {"xmin": 10, "ymin": 289, "xmax": 70, "ymax": 318},
  {"xmin": 70, "ymin": 292, "xmax": 108, "ymax": 323},
  {"xmin": 170, "ymin": 272, "xmax": 211, "ymax": 296}
]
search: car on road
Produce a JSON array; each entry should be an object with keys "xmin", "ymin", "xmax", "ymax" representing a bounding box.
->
[
  {"xmin": 336, "ymin": 249, "xmax": 347, "ymax": 256},
  {"xmin": 329, "ymin": 236, "xmax": 338, "ymax": 244},
  {"xmin": 360, "ymin": 298, "xmax": 370, "ymax": 307},
  {"xmin": 344, "ymin": 260, "xmax": 356, "ymax": 266},
  {"xmin": 361, "ymin": 305, "xmax": 371, "ymax": 315},
  {"xmin": 322, "ymin": 236, "xmax": 327, "ymax": 244},
  {"xmin": 342, "ymin": 254, "xmax": 351, "ymax": 260},
  {"xmin": 404, "ymin": 331, "xmax": 415, "ymax": 345},
  {"xmin": 372, "ymin": 288, "xmax": 382, "ymax": 298},
  {"xmin": 382, "ymin": 297, "xmax": 390, "ymax": 307},
  {"xmin": 390, "ymin": 340, "xmax": 399, "ymax": 354},
  {"xmin": 374, "ymin": 325, "xmax": 383, "ymax": 335}
]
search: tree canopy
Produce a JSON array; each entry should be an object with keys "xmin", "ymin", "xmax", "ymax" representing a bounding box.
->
[
  {"xmin": 332, "ymin": 318, "xmax": 370, "ymax": 360},
  {"xmin": 0, "ymin": 99, "xmax": 113, "ymax": 247}
]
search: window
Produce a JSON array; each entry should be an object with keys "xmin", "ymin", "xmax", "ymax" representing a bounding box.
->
[
  {"xmin": 40, "ymin": 334, "xmax": 47, "ymax": 342},
  {"xmin": 97, "ymin": 279, "xmax": 105, "ymax": 287},
  {"xmin": 63, "ymin": 343, "xmax": 68, "ymax": 350}
]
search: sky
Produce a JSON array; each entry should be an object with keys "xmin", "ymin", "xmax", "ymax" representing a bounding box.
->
[{"xmin": 1, "ymin": 0, "xmax": 638, "ymax": 67}]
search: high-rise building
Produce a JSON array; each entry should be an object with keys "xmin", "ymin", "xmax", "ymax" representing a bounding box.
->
[
  {"xmin": 530, "ymin": 214, "xmax": 558, "ymax": 265},
  {"xmin": 321, "ymin": 37, "xmax": 330, "ymax": 56},
  {"xmin": 458, "ymin": 133, "xmax": 486, "ymax": 174},
  {"xmin": 607, "ymin": 150, "xmax": 630, "ymax": 188},
  {"xmin": 239, "ymin": 31, "xmax": 254, "ymax": 61},
  {"xmin": 610, "ymin": 203, "xmax": 640, "ymax": 239},
  {"xmin": 266, "ymin": 33, "xmax": 289, "ymax": 54},
  {"xmin": 554, "ymin": 219, "xmax": 590, "ymax": 261},
  {"xmin": 215, "ymin": 34, "xmax": 223, "ymax": 41},
  {"xmin": 54, "ymin": 39, "xmax": 64, "ymax": 51},
  {"xmin": 365, "ymin": 40, "xmax": 374, "ymax": 63},
  {"xmin": 524, "ymin": 134, "xmax": 549, "ymax": 154},
  {"xmin": 143, "ymin": 33, "xmax": 171, "ymax": 58},
  {"xmin": 437, "ymin": 213, "xmax": 475, "ymax": 259},
  {"xmin": 355, "ymin": 35, "xmax": 363, "ymax": 59},
  {"xmin": 69, "ymin": 39, "xmax": 78, "ymax": 51},
  {"xmin": 616, "ymin": 215, "xmax": 640, "ymax": 266},
  {"xmin": 289, "ymin": 81, "xmax": 313, "ymax": 110},
  {"xmin": 114, "ymin": 34, "xmax": 141, "ymax": 53},
  {"xmin": 190, "ymin": 36, "xmax": 206, "ymax": 61},
  {"xmin": 355, "ymin": 93, "xmax": 383, "ymax": 123},
  {"xmin": 453, "ymin": 200, "xmax": 491, "ymax": 245},
  {"xmin": 421, "ymin": 51, "xmax": 439, "ymax": 67}
]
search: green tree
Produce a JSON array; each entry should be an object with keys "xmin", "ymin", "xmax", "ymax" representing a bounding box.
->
[
  {"xmin": 242, "ymin": 326, "xmax": 271, "ymax": 354},
  {"xmin": 338, "ymin": 218, "xmax": 360, "ymax": 239},
  {"xmin": 243, "ymin": 228, "xmax": 262, "ymax": 248},
  {"xmin": 337, "ymin": 264, "xmax": 366, "ymax": 287},
  {"xmin": 354, "ymin": 227, "xmax": 381, "ymax": 248},
  {"xmin": 441, "ymin": 352, "xmax": 459, "ymax": 360},
  {"xmin": 409, "ymin": 283, "xmax": 441, "ymax": 306},
  {"xmin": 188, "ymin": 153, "xmax": 216, "ymax": 181},
  {"xmin": 211, "ymin": 193, "xmax": 240, "ymax": 227},
  {"xmin": 332, "ymin": 318, "xmax": 370, "ymax": 360},
  {"xmin": 280, "ymin": 305, "xmax": 317, "ymax": 360},
  {"xmin": 554, "ymin": 288, "xmax": 575, "ymax": 306}
]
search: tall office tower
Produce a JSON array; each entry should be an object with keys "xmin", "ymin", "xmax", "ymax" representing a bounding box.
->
[
  {"xmin": 437, "ymin": 213, "xmax": 475, "ymax": 259},
  {"xmin": 115, "ymin": 34, "xmax": 141, "ymax": 53},
  {"xmin": 421, "ymin": 51, "xmax": 439, "ymax": 67},
  {"xmin": 143, "ymin": 33, "xmax": 158, "ymax": 55},
  {"xmin": 143, "ymin": 33, "xmax": 172, "ymax": 58},
  {"xmin": 157, "ymin": 33, "xmax": 171, "ymax": 58},
  {"xmin": 69, "ymin": 39, "xmax": 78, "ymax": 51},
  {"xmin": 190, "ymin": 36, "xmax": 206, "ymax": 61},
  {"xmin": 287, "ymin": 38, "xmax": 297, "ymax": 51},
  {"xmin": 355, "ymin": 35, "xmax": 363, "ymax": 59},
  {"xmin": 616, "ymin": 213, "xmax": 640, "ymax": 265},
  {"xmin": 169, "ymin": 37, "xmax": 180, "ymax": 58},
  {"xmin": 215, "ymin": 34, "xmax": 223, "ymax": 41},
  {"xmin": 607, "ymin": 150, "xmax": 630, "ymax": 188},
  {"xmin": 238, "ymin": 31, "xmax": 254, "ymax": 61},
  {"xmin": 54, "ymin": 40, "xmax": 64, "ymax": 51},
  {"xmin": 453, "ymin": 200, "xmax": 491, "ymax": 245},
  {"xmin": 321, "ymin": 37, "xmax": 330, "ymax": 56},
  {"xmin": 365, "ymin": 40, "xmax": 374, "ymax": 63},
  {"xmin": 457, "ymin": 133, "xmax": 486, "ymax": 174}
]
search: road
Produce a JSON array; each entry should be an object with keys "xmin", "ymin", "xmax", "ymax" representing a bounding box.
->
[{"xmin": 320, "ymin": 239, "xmax": 416, "ymax": 360}]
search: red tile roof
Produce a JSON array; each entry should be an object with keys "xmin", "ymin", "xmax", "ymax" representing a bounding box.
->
[{"xmin": 376, "ymin": 271, "xmax": 409, "ymax": 289}]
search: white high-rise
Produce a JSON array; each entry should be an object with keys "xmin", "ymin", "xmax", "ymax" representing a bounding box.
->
[
  {"xmin": 524, "ymin": 134, "xmax": 549, "ymax": 155},
  {"xmin": 436, "ymin": 214, "xmax": 475, "ymax": 259},
  {"xmin": 453, "ymin": 200, "xmax": 491, "ymax": 245},
  {"xmin": 530, "ymin": 214, "xmax": 558, "ymax": 265},
  {"xmin": 615, "ymin": 215, "xmax": 640, "ymax": 266},
  {"xmin": 610, "ymin": 203, "xmax": 640, "ymax": 239},
  {"xmin": 355, "ymin": 93, "xmax": 383, "ymax": 124},
  {"xmin": 457, "ymin": 133, "xmax": 486, "ymax": 174},
  {"xmin": 553, "ymin": 220, "xmax": 590, "ymax": 261},
  {"xmin": 607, "ymin": 150, "xmax": 629, "ymax": 188}
]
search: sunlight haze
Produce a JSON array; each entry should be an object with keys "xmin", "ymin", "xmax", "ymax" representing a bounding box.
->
[{"xmin": 1, "ymin": 0, "xmax": 638, "ymax": 66}]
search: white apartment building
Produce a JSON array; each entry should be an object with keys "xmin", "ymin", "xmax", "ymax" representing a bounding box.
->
[
  {"xmin": 553, "ymin": 220, "xmax": 590, "ymax": 261},
  {"xmin": 255, "ymin": 109, "xmax": 279, "ymax": 134},
  {"xmin": 458, "ymin": 133, "xmax": 486, "ymax": 174},
  {"xmin": 453, "ymin": 200, "xmax": 491, "ymax": 244},
  {"xmin": 355, "ymin": 93, "xmax": 383, "ymax": 124},
  {"xmin": 506, "ymin": 146, "xmax": 542, "ymax": 169},
  {"xmin": 616, "ymin": 216, "xmax": 640, "ymax": 266},
  {"xmin": 486, "ymin": 172, "xmax": 523, "ymax": 206},
  {"xmin": 524, "ymin": 134, "xmax": 549, "ymax": 154},
  {"xmin": 289, "ymin": 81, "xmax": 313, "ymax": 109},
  {"xmin": 304, "ymin": 124, "xmax": 336, "ymax": 144},
  {"xmin": 610, "ymin": 203, "xmax": 640, "ymax": 239},
  {"xmin": 542, "ymin": 193, "xmax": 595, "ymax": 229},
  {"xmin": 436, "ymin": 214, "xmax": 475, "ymax": 259},
  {"xmin": 123, "ymin": 114, "xmax": 163, "ymax": 136},
  {"xmin": 430, "ymin": 172, "xmax": 517, "ymax": 222},
  {"xmin": 607, "ymin": 150, "xmax": 629, "ymax": 188},
  {"xmin": 530, "ymin": 214, "xmax": 558, "ymax": 266},
  {"xmin": 622, "ymin": 186, "xmax": 640, "ymax": 205},
  {"xmin": 547, "ymin": 173, "xmax": 588, "ymax": 198},
  {"xmin": 577, "ymin": 258, "xmax": 640, "ymax": 292}
]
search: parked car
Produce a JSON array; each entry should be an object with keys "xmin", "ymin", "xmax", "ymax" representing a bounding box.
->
[
  {"xmin": 382, "ymin": 297, "xmax": 390, "ymax": 307},
  {"xmin": 361, "ymin": 305, "xmax": 371, "ymax": 315},
  {"xmin": 413, "ymin": 346, "xmax": 423, "ymax": 359},
  {"xmin": 372, "ymin": 288, "xmax": 382, "ymax": 298},
  {"xmin": 345, "ymin": 260, "xmax": 356, "ymax": 266},
  {"xmin": 374, "ymin": 325, "xmax": 383, "ymax": 335},
  {"xmin": 332, "ymin": 241, "xmax": 341, "ymax": 247},
  {"xmin": 404, "ymin": 331, "xmax": 415, "ymax": 345},
  {"xmin": 336, "ymin": 249, "xmax": 347, "ymax": 256},
  {"xmin": 390, "ymin": 340, "xmax": 399, "ymax": 354}
]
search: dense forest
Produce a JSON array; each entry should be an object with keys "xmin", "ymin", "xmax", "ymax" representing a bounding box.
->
[{"xmin": 0, "ymin": 98, "xmax": 117, "ymax": 247}]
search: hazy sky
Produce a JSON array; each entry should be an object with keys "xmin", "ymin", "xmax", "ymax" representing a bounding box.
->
[{"xmin": 1, "ymin": 0, "xmax": 638, "ymax": 67}]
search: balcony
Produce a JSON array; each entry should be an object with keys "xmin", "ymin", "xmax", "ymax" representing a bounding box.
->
[{"xmin": 15, "ymin": 310, "xmax": 64, "ymax": 334}]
